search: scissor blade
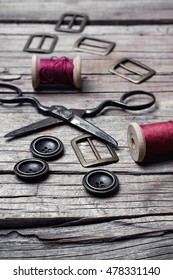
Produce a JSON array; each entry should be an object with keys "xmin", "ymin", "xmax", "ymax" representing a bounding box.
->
[
  {"xmin": 4, "ymin": 117, "xmax": 63, "ymax": 138},
  {"xmin": 50, "ymin": 106, "xmax": 118, "ymax": 147},
  {"xmin": 5, "ymin": 105, "xmax": 118, "ymax": 147},
  {"xmin": 70, "ymin": 115, "xmax": 118, "ymax": 147},
  {"xmin": 4, "ymin": 108, "xmax": 86, "ymax": 139}
]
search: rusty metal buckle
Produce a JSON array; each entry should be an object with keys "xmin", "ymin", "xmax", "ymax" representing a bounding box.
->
[
  {"xmin": 109, "ymin": 58, "xmax": 156, "ymax": 84},
  {"xmin": 55, "ymin": 13, "xmax": 88, "ymax": 33},
  {"xmin": 73, "ymin": 36, "xmax": 115, "ymax": 55},
  {"xmin": 23, "ymin": 33, "xmax": 58, "ymax": 53},
  {"xmin": 71, "ymin": 134, "xmax": 119, "ymax": 167}
]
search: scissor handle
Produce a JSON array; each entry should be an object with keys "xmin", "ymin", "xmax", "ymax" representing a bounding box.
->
[
  {"xmin": 0, "ymin": 82, "xmax": 22, "ymax": 99},
  {"xmin": 83, "ymin": 90, "xmax": 156, "ymax": 117},
  {"xmin": 0, "ymin": 82, "xmax": 49, "ymax": 114},
  {"xmin": 119, "ymin": 90, "xmax": 156, "ymax": 110}
]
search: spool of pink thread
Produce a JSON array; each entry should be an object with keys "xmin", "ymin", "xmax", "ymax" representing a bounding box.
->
[
  {"xmin": 32, "ymin": 55, "xmax": 81, "ymax": 90},
  {"xmin": 127, "ymin": 121, "xmax": 173, "ymax": 162}
]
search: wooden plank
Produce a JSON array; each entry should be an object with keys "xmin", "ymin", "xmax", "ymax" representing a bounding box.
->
[
  {"xmin": 1, "ymin": 25, "xmax": 173, "ymax": 54},
  {"xmin": 0, "ymin": 0, "xmax": 173, "ymax": 260},
  {"xmin": 0, "ymin": 173, "xmax": 172, "ymax": 225},
  {"xmin": 0, "ymin": 229, "xmax": 173, "ymax": 259},
  {"xmin": 1, "ymin": 216, "xmax": 173, "ymax": 240},
  {"xmin": 2, "ymin": 23, "xmax": 173, "ymax": 36},
  {"xmin": 1, "ymin": 24, "xmax": 173, "ymax": 77},
  {"xmin": 0, "ymin": 21, "xmax": 172, "ymax": 226},
  {"xmin": 1, "ymin": 0, "xmax": 173, "ymax": 22},
  {"xmin": 0, "ymin": 113, "xmax": 172, "ymax": 172},
  {"xmin": 4, "ymin": 76, "xmax": 173, "ymax": 93}
]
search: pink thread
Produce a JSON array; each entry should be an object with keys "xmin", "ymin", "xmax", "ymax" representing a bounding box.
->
[
  {"xmin": 141, "ymin": 121, "xmax": 173, "ymax": 160},
  {"xmin": 39, "ymin": 57, "xmax": 74, "ymax": 86}
]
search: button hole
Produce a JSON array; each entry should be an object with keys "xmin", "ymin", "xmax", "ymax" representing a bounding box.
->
[{"xmin": 27, "ymin": 168, "xmax": 33, "ymax": 173}]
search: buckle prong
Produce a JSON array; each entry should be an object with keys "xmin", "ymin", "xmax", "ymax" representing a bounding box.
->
[{"xmin": 38, "ymin": 36, "xmax": 45, "ymax": 49}]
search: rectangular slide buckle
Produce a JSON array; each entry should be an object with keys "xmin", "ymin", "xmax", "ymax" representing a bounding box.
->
[
  {"xmin": 71, "ymin": 134, "xmax": 119, "ymax": 167},
  {"xmin": 55, "ymin": 13, "xmax": 88, "ymax": 33},
  {"xmin": 23, "ymin": 33, "xmax": 58, "ymax": 53},
  {"xmin": 109, "ymin": 58, "xmax": 156, "ymax": 83},
  {"xmin": 74, "ymin": 36, "xmax": 115, "ymax": 55}
]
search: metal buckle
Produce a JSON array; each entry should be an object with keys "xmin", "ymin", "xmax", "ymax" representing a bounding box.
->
[
  {"xmin": 55, "ymin": 13, "xmax": 88, "ymax": 33},
  {"xmin": 109, "ymin": 58, "xmax": 156, "ymax": 83},
  {"xmin": 23, "ymin": 33, "xmax": 58, "ymax": 53},
  {"xmin": 71, "ymin": 134, "xmax": 119, "ymax": 167},
  {"xmin": 73, "ymin": 36, "xmax": 115, "ymax": 55}
]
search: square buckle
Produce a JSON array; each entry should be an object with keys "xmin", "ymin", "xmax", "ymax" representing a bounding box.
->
[
  {"xmin": 23, "ymin": 33, "xmax": 58, "ymax": 53},
  {"xmin": 109, "ymin": 58, "xmax": 156, "ymax": 83},
  {"xmin": 71, "ymin": 134, "xmax": 119, "ymax": 167},
  {"xmin": 55, "ymin": 13, "xmax": 88, "ymax": 33},
  {"xmin": 73, "ymin": 36, "xmax": 115, "ymax": 55}
]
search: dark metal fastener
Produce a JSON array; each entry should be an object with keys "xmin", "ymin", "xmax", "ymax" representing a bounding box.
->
[
  {"xmin": 14, "ymin": 158, "xmax": 49, "ymax": 182},
  {"xmin": 109, "ymin": 57, "xmax": 156, "ymax": 84},
  {"xmin": 23, "ymin": 33, "xmax": 58, "ymax": 53},
  {"xmin": 74, "ymin": 36, "xmax": 115, "ymax": 55},
  {"xmin": 55, "ymin": 13, "xmax": 88, "ymax": 33},
  {"xmin": 30, "ymin": 135, "xmax": 64, "ymax": 161},
  {"xmin": 82, "ymin": 169, "xmax": 119, "ymax": 196},
  {"xmin": 71, "ymin": 134, "xmax": 119, "ymax": 167}
]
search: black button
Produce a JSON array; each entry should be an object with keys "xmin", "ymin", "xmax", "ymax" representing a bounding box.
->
[
  {"xmin": 30, "ymin": 136, "xmax": 64, "ymax": 160},
  {"xmin": 82, "ymin": 169, "xmax": 119, "ymax": 196},
  {"xmin": 14, "ymin": 158, "xmax": 49, "ymax": 182}
]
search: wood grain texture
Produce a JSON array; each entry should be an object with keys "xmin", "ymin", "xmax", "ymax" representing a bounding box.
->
[
  {"xmin": 0, "ymin": 173, "xmax": 173, "ymax": 224},
  {"xmin": 0, "ymin": 0, "xmax": 173, "ymax": 259},
  {"xmin": 0, "ymin": 230, "xmax": 173, "ymax": 259},
  {"xmin": 1, "ymin": 0, "xmax": 173, "ymax": 22}
]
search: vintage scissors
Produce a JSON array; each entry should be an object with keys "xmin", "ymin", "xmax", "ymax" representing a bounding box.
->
[{"xmin": 0, "ymin": 83, "xmax": 156, "ymax": 146}]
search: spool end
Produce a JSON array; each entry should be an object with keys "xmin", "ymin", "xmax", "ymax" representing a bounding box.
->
[
  {"xmin": 32, "ymin": 55, "xmax": 40, "ymax": 90},
  {"xmin": 127, "ymin": 122, "xmax": 146, "ymax": 162},
  {"xmin": 73, "ymin": 56, "xmax": 81, "ymax": 88}
]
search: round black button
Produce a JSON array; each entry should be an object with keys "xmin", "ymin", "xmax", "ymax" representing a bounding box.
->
[
  {"xmin": 14, "ymin": 158, "xmax": 49, "ymax": 181},
  {"xmin": 82, "ymin": 169, "xmax": 119, "ymax": 196},
  {"xmin": 30, "ymin": 136, "xmax": 64, "ymax": 160}
]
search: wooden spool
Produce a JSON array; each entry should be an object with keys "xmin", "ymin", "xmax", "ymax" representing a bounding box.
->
[
  {"xmin": 127, "ymin": 122, "xmax": 146, "ymax": 162},
  {"xmin": 32, "ymin": 55, "xmax": 81, "ymax": 90}
]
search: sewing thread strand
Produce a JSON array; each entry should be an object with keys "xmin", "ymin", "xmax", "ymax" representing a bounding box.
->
[
  {"xmin": 32, "ymin": 55, "xmax": 81, "ymax": 89},
  {"xmin": 39, "ymin": 57, "xmax": 74, "ymax": 85}
]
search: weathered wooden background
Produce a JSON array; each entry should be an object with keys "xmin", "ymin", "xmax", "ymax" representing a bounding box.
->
[{"xmin": 0, "ymin": 0, "xmax": 173, "ymax": 259}]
